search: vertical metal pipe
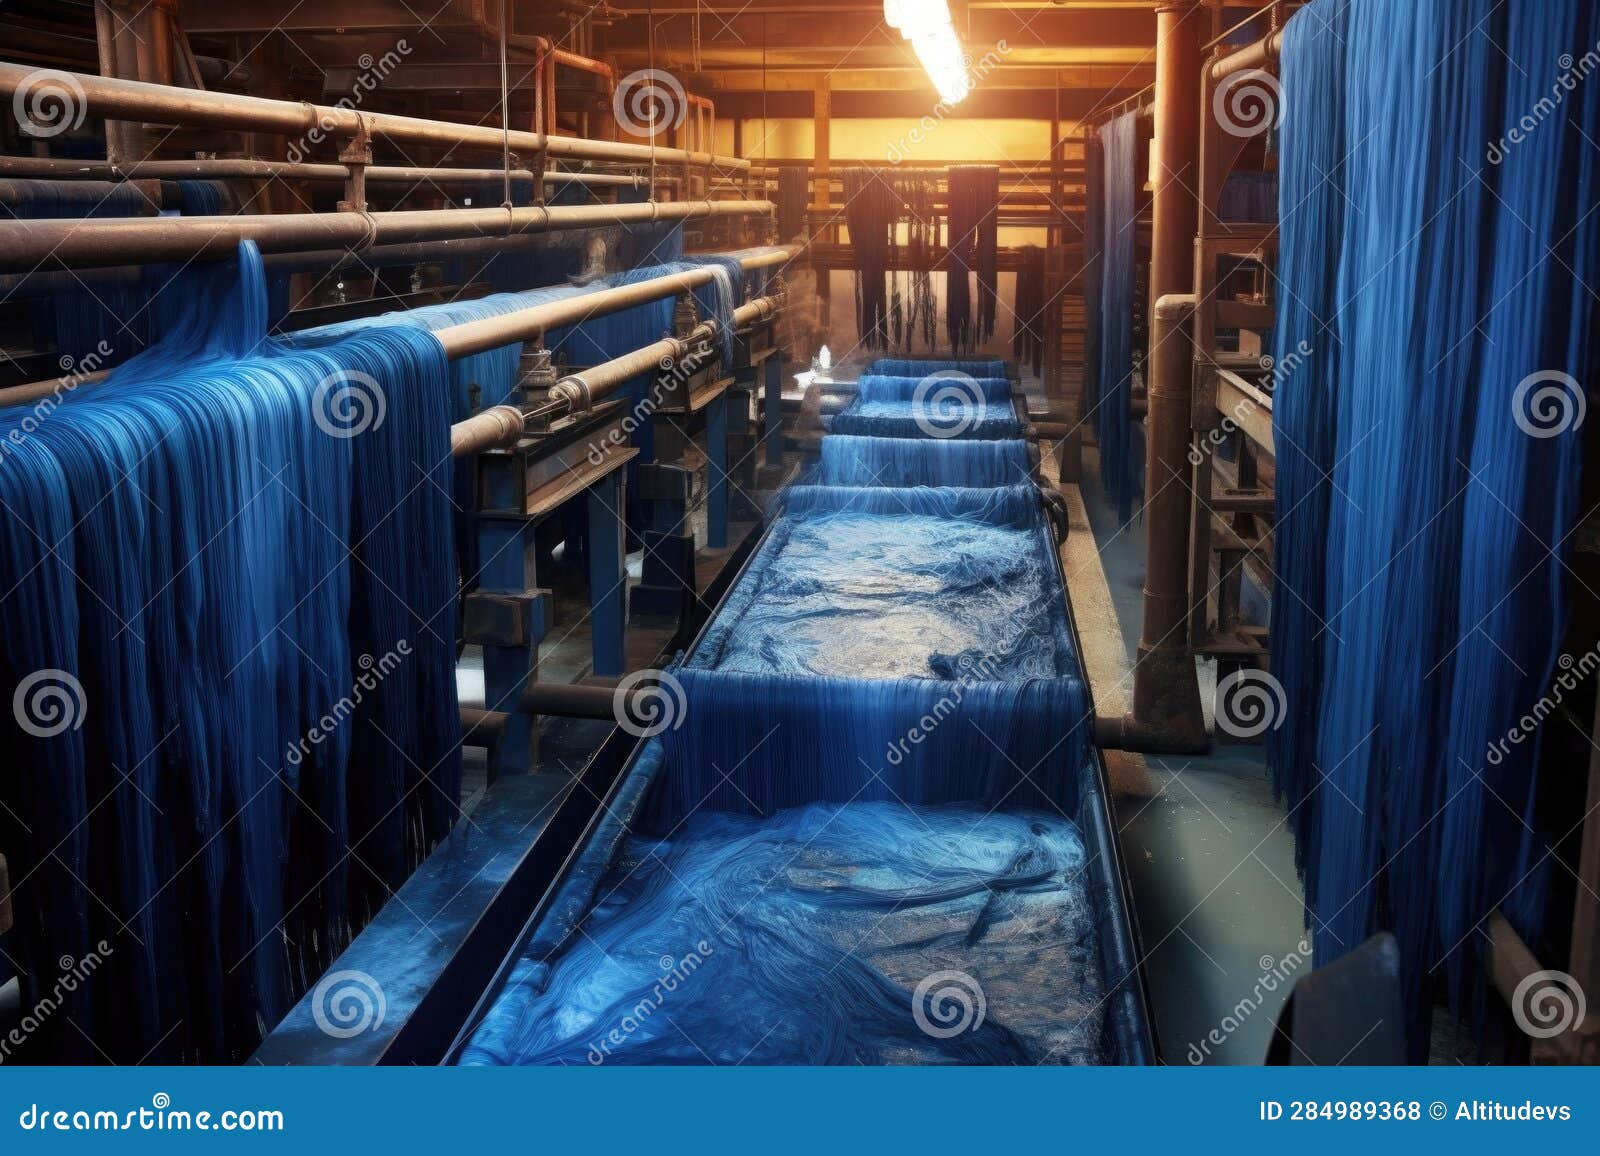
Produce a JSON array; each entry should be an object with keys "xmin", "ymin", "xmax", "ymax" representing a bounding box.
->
[{"xmin": 1130, "ymin": 0, "xmax": 1207, "ymax": 750}]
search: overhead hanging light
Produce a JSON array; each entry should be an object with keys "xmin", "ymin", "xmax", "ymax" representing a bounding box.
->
[{"xmin": 884, "ymin": 0, "xmax": 971, "ymax": 106}]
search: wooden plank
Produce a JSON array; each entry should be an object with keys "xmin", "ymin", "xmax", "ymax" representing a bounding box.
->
[{"xmin": 525, "ymin": 446, "xmax": 638, "ymax": 519}]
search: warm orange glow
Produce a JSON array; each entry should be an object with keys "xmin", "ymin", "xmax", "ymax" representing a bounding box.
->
[{"xmin": 883, "ymin": 0, "xmax": 970, "ymax": 105}]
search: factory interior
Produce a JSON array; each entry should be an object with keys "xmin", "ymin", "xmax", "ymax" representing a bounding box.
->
[{"xmin": 0, "ymin": 0, "xmax": 1595, "ymax": 1071}]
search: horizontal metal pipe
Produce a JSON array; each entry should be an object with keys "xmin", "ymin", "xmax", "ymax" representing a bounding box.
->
[
  {"xmin": 449, "ymin": 405, "xmax": 524, "ymax": 457},
  {"xmin": 461, "ymin": 679, "xmax": 639, "ymax": 746},
  {"xmin": 0, "ymin": 247, "xmax": 798, "ymax": 411},
  {"xmin": 0, "ymin": 199, "xmax": 775, "ymax": 272},
  {"xmin": 434, "ymin": 244, "xmax": 800, "ymax": 359},
  {"xmin": 1209, "ymin": 28, "xmax": 1284, "ymax": 81},
  {"xmin": 0, "ymin": 177, "xmax": 166, "ymax": 212},
  {"xmin": 0, "ymin": 154, "xmax": 647, "ymax": 189},
  {"xmin": 0, "ymin": 62, "xmax": 749, "ymax": 172},
  {"xmin": 448, "ymin": 294, "xmax": 781, "ymax": 454}
]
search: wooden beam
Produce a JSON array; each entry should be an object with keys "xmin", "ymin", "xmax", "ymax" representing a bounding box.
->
[
  {"xmin": 608, "ymin": 45, "xmax": 1153, "ymax": 70},
  {"xmin": 695, "ymin": 66, "xmax": 1154, "ymax": 92}
]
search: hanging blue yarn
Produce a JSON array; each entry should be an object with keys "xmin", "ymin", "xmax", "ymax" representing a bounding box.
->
[
  {"xmin": 0, "ymin": 241, "xmax": 460, "ymax": 1062},
  {"xmin": 869, "ymin": 357, "xmax": 1007, "ymax": 378},
  {"xmin": 818, "ymin": 434, "xmax": 1031, "ymax": 488},
  {"xmin": 1217, "ymin": 171, "xmax": 1278, "ymax": 223},
  {"xmin": 1082, "ymin": 133, "xmax": 1105, "ymax": 424},
  {"xmin": 9, "ymin": 178, "xmax": 232, "ymax": 365},
  {"xmin": 1267, "ymin": 0, "xmax": 1350, "ymax": 888},
  {"xmin": 1270, "ymin": 0, "xmax": 1600, "ymax": 1045},
  {"xmin": 7, "ymin": 180, "xmax": 157, "ymax": 364},
  {"xmin": 170, "ymin": 179, "xmax": 227, "ymax": 216},
  {"xmin": 1094, "ymin": 110, "xmax": 1140, "ymax": 521},
  {"xmin": 1436, "ymin": 0, "xmax": 1600, "ymax": 1011}
]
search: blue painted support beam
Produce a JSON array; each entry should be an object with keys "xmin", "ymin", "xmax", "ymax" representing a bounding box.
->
[
  {"xmin": 586, "ymin": 469, "xmax": 628, "ymax": 677},
  {"xmin": 706, "ymin": 392, "xmax": 729, "ymax": 550},
  {"xmin": 763, "ymin": 352, "xmax": 784, "ymax": 467},
  {"xmin": 475, "ymin": 517, "xmax": 542, "ymax": 780}
]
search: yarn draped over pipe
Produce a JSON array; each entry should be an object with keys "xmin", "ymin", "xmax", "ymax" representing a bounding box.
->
[{"xmin": 0, "ymin": 241, "xmax": 460, "ymax": 1062}]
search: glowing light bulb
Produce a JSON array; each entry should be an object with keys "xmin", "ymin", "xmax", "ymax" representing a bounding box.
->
[
  {"xmin": 819, "ymin": 345, "xmax": 832, "ymax": 372},
  {"xmin": 883, "ymin": 0, "xmax": 971, "ymax": 106}
]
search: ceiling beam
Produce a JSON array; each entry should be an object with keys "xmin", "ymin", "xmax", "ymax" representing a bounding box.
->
[
  {"xmin": 693, "ymin": 65, "xmax": 1152, "ymax": 92},
  {"xmin": 607, "ymin": 45, "xmax": 1153, "ymax": 70}
]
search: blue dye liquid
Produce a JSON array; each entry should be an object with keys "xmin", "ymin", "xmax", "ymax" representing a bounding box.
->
[
  {"xmin": 461, "ymin": 440, "xmax": 1108, "ymax": 1064},
  {"xmin": 459, "ymin": 799, "xmax": 1105, "ymax": 1066}
]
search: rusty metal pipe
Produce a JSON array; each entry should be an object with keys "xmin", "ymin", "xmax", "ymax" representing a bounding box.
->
[
  {"xmin": 1127, "ymin": 0, "xmax": 1208, "ymax": 753},
  {"xmin": 435, "ymin": 244, "xmax": 799, "ymax": 359},
  {"xmin": 0, "ymin": 61, "xmax": 748, "ymax": 172},
  {"xmin": 0, "ymin": 177, "xmax": 165, "ymax": 212},
  {"xmin": 0, "ymin": 155, "xmax": 646, "ymax": 189},
  {"xmin": 449, "ymin": 293, "xmax": 782, "ymax": 454},
  {"xmin": 1209, "ymin": 28, "xmax": 1286, "ymax": 82},
  {"xmin": 461, "ymin": 678, "xmax": 641, "ymax": 746},
  {"xmin": 0, "ymin": 199, "xmax": 775, "ymax": 272},
  {"xmin": 1128, "ymin": 292, "xmax": 1204, "ymax": 751},
  {"xmin": 0, "ymin": 248, "xmax": 798, "ymax": 410}
]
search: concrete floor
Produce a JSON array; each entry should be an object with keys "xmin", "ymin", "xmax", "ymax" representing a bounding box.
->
[{"xmin": 1074, "ymin": 445, "xmax": 1309, "ymax": 1065}]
